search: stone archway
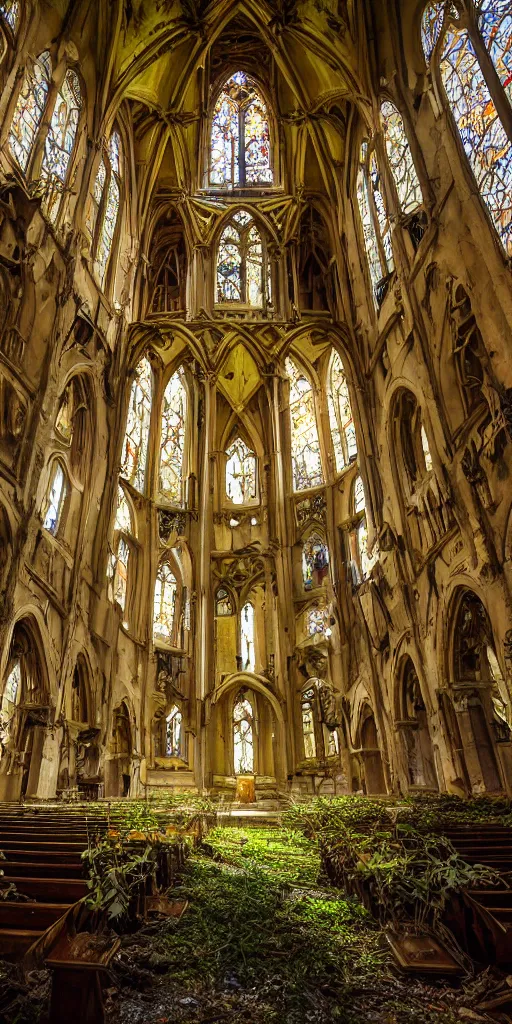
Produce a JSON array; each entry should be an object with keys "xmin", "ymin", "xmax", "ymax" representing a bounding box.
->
[
  {"xmin": 358, "ymin": 705, "xmax": 386, "ymax": 795},
  {"xmin": 0, "ymin": 618, "xmax": 51, "ymax": 801}
]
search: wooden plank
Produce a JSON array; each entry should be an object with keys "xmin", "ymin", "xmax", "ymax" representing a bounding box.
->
[
  {"xmin": 0, "ymin": 902, "xmax": 70, "ymax": 928},
  {"xmin": 2, "ymin": 877, "xmax": 88, "ymax": 901}
]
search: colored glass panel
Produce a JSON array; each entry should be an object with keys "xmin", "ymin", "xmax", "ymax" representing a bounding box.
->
[
  {"xmin": 226, "ymin": 438, "xmax": 257, "ymax": 504},
  {"xmin": 210, "ymin": 72, "xmax": 272, "ymax": 187},
  {"xmin": 113, "ymin": 536, "xmax": 129, "ymax": 611},
  {"xmin": 9, "ymin": 51, "xmax": 51, "ymax": 172},
  {"xmin": 153, "ymin": 562, "xmax": 177, "ymax": 641},
  {"xmin": 240, "ymin": 603, "xmax": 255, "ymax": 672},
  {"xmin": 0, "ymin": 1, "xmax": 19, "ymax": 30},
  {"xmin": 381, "ymin": 101, "xmax": 423, "ymax": 214},
  {"xmin": 369, "ymin": 150, "xmax": 394, "ymax": 268},
  {"xmin": 216, "ymin": 588, "xmax": 233, "ymax": 616},
  {"xmin": 478, "ymin": 0, "xmax": 512, "ymax": 102},
  {"xmin": 308, "ymin": 607, "xmax": 326, "ymax": 636},
  {"xmin": 302, "ymin": 689, "xmax": 317, "ymax": 759},
  {"xmin": 159, "ymin": 368, "xmax": 187, "ymax": 504},
  {"xmin": 302, "ymin": 534, "xmax": 329, "ymax": 590},
  {"xmin": 440, "ymin": 27, "xmax": 512, "ymax": 256},
  {"xmin": 286, "ymin": 358, "xmax": 323, "ymax": 491},
  {"xmin": 3, "ymin": 661, "xmax": 20, "ymax": 708},
  {"xmin": 121, "ymin": 356, "xmax": 152, "ymax": 493},
  {"xmin": 41, "ymin": 69, "xmax": 82, "ymax": 222},
  {"xmin": 166, "ymin": 705, "xmax": 182, "ymax": 757},
  {"xmin": 328, "ymin": 350, "xmax": 357, "ymax": 473},
  {"xmin": 217, "ymin": 212, "xmax": 264, "ymax": 305},
  {"xmin": 357, "ymin": 144, "xmax": 383, "ymax": 290},
  {"xmin": 233, "ymin": 691, "xmax": 254, "ymax": 773},
  {"xmin": 421, "ymin": 1, "xmax": 447, "ymax": 60},
  {"xmin": 43, "ymin": 463, "xmax": 66, "ymax": 534}
]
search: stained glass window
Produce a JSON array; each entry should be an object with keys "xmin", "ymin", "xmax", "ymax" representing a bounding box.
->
[
  {"xmin": 478, "ymin": 1, "xmax": 512, "ymax": 101},
  {"xmin": 302, "ymin": 688, "xmax": 317, "ymax": 759},
  {"xmin": 153, "ymin": 562, "xmax": 177, "ymax": 641},
  {"xmin": 210, "ymin": 72, "xmax": 272, "ymax": 188},
  {"xmin": 240, "ymin": 602, "xmax": 255, "ymax": 672},
  {"xmin": 226, "ymin": 437, "xmax": 257, "ymax": 503},
  {"xmin": 422, "ymin": 3, "xmax": 512, "ymax": 257},
  {"xmin": 166, "ymin": 705, "xmax": 182, "ymax": 757},
  {"xmin": 217, "ymin": 211, "xmax": 266, "ymax": 306},
  {"xmin": 353, "ymin": 474, "xmax": 366, "ymax": 514},
  {"xmin": 109, "ymin": 486, "xmax": 133, "ymax": 613},
  {"xmin": 356, "ymin": 142, "xmax": 394, "ymax": 303},
  {"xmin": 159, "ymin": 367, "xmax": 187, "ymax": 504},
  {"xmin": 216, "ymin": 588, "xmax": 233, "ymax": 616},
  {"xmin": 43, "ymin": 463, "xmax": 67, "ymax": 535},
  {"xmin": 55, "ymin": 384, "xmax": 74, "ymax": 443},
  {"xmin": 302, "ymin": 534, "xmax": 329, "ymax": 590},
  {"xmin": 327, "ymin": 351, "xmax": 357, "ymax": 472},
  {"xmin": 350, "ymin": 476, "xmax": 374, "ymax": 582},
  {"xmin": 421, "ymin": 0, "xmax": 447, "ymax": 59},
  {"xmin": 3, "ymin": 660, "xmax": 20, "ymax": 709},
  {"xmin": 308, "ymin": 607, "xmax": 325, "ymax": 636},
  {"xmin": 114, "ymin": 485, "xmax": 133, "ymax": 536},
  {"xmin": 233, "ymin": 691, "xmax": 254, "ymax": 773},
  {"xmin": 0, "ymin": 1, "xmax": 19, "ymax": 30},
  {"xmin": 381, "ymin": 101, "xmax": 423, "ymax": 214},
  {"xmin": 9, "ymin": 51, "xmax": 51, "ymax": 172},
  {"xmin": 121, "ymin": 356, "xmax": 152, "ymax": 493},
  {"xmin": 41, "ymin": 69, "xmax": 82, "ymax": 222},
  {"xmin": 286, "ymin": 357, "xmax": 323, "ymax": 491},
  {"xmin": 91, "ymin": 131, "xmax": 122, "ymax": 285}
]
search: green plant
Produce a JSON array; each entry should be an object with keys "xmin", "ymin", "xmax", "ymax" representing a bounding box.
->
[{"xmin": 81, "ymin": 834, "xmax": 159, "ymax": 925}]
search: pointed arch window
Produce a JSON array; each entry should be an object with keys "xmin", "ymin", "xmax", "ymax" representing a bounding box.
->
[
  {"xmin": 43, "ymin": 462, "xmax": 67, "ymax": 535},
  {"xmin": 226, "ymin": 437, "xmax": 257, "ymax": 504},
  {"xmin": 121, "ymin": 356, "xmax": 152, "ymax": 493},
  {"xmin": 0, "ymin": 1, "xmax": 19, "ymax": 30},
  {"xmin": 216, "ymin": 211, "xmax": 268, "ymax": 307},
  {"xmin": 302, "ymin": 534, "xmax": 329, "ymax": 590},
  {"xmin": 302, "ymin": 687, "xmax": 317, "ymax": 759},
  {"xmin": 210, "ymin": 72, "xmax": 272, "ymax": 188},
  {"xmin": 109, "ymin": 485, "xmax": 133, "ymax": 614},
  {"xmin": 349, "ymin": 475, "xmax": 374, "ymax": 584},
  {"xmin": 153, "ymin": 562, "xmax": 177, "ymax": 642},
  {"xmin": 356, "ymin": 141, "xmax": 394, "ymax": 305},
  {"xmin": 159, "ymin": 367, "xmax": 187, "ymax": 504},
  {"xmin": 381, "ymin": 101, "xmax": 423, "ymax": 215},
  {"xmin": 9, "ymin": 50, "xmax": 51, "ymax": 172},
  {"xmin": 40, "ymin": 69, "xmax": 82, "ymax": 223},
  {"xmin": 89, "ymin": 131, "xmax": 122, "ymax": 284},
  {"xmin": 422, "ymin": 2, "xmax": 512, "ymax": 257},
  {"xmin": 327, "ymin": 351, "xmax": 357, "ymax": 472},
  {"xmin": 233, "ymin": 690, "xmax": 254, "ymax": 774},
  {"xmin": 240, "ymin": 602, "xmax": 255, "ymax": 672},
  {"xmin": 166, "ymin": 705, "xmax": 182, "ymax": 757},
  {"xmin": 216, "ymin": 588, "xmax": 233, "ymax": 616},
  {"xmin": 286, "ymin": 357, "xmax": 323, "ymax": 492}
]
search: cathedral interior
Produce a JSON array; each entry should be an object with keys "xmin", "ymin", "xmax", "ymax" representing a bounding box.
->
[
  {"xmin": 0, "ymin": 0, "xmax": 511, "ymax": 810},
  {"xmin": 3, "ymin": 2, "xmax": 512, "ymax": 1019}
]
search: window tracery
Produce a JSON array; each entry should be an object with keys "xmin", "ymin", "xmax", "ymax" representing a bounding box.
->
[
  {"xmin": 380, "ymin": 101, "xmax": 423, "ymax": 215},
  {"xmin": 422, "ymin": 2, "xmax": 512, "ymax": 256},
  {"xmin": 43, "ymin": 462, "xmax": 67, "ymax": 535},
  {"xmin": 286, "ymin": 357, "xmax": 323, "ymax": 492},
  {"xmin": 121, "ymin": 356, "xmax": 152, "ymax": 494},
  {"xmin": 9, "ymin": 50, "xmax": 51, "ymax": 172},
  {"xmin": 216, "ymin": 211, "xmax": 268, "ymax": 306},
  {"xmin": 226, "ymin": 437, "xmax": 257, "ymax": 504},
  {"xmin": 166, "ymin": 705, "xmax": 182, "ymax": 757},
  {"xmin": 327, "ymin": 351, "xmax": 357, "ymax": 472},
  {"xmin": 40, "ymin": 69, "xmax": 82, "ymax": 222},
  {"xmin": 240, "ymin": 602, "xmax": 255, "ymax": 672},
  {"xmin": 153, "ymin": 562, "xmax": 177, "ymax": 642},
  {"xmin": 356, "ymin": 141, "xmax": 394, "ymax": 303},
  {"xmin": 210, "ymin": 72, "xmax": 272, "ymax": 188},
  {"xmin": 89, "ymin": 131, "xmax": 122, "ymax": 284},
  {"xmin": 159, "ymin": 368, "xmax": 187, "ymax": 505},
  {"xmin": 233, "ymin": 690, "xmax": 254, "ymax": 774}
]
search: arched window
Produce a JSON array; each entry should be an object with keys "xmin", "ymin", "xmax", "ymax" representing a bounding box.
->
[
  {"xmin": 286, "ymin": 357, "xmax": 323, "ymax": 492},
  {"xmin": 395, "ymin": 390, "xmax": 432, "ymax": 490},
  {"xmin": 301, "ymin": 687, "xmax": 317, "ymax": 759},
  {"xmin": 240, "ymin": 602, "xmax": 255, "ymax": 672},
  {"xmin": 216, "ymin": 588, "xmax": 233, "ymax": 616},
  {"xmin": 121, "ymin": 356, "xmax": 152, "ymax": 493},
  {"xmin": 109, "ymin": 485, "xmax": 133, "ymax": 615},
  {"xmin": 1, "ymin": 658, "xmax": 20, "ymax": 716},
  {"xmin": 210, "ymin": 72, "xmax": 272, "ymax": 188},
  {"xmin": 302, "ymin": 533, "xmax": 329, "ymax": 590},
  {"xmin": 307, "ymin": 606, "xmax": 326, "ymax": 636},
  {"xmin": 166, "ymin": 705, "xmax": 182, "ymax": 757},
  {"xmin": 42, "ymin": 462, "xmax": 67, "ymax": 535},
  {"xmin": 381, "ymin": 101, "xmax": 423, "ymax": 215},
  {"xmin": 159, "ymin": 367, "xmax": 187, "ymax": 504},
  {"xmin": 40, "ymin": 69, "xmax": 82, "ymax": 222},
  {"xmin": 226, "ymin": 437, "xmax": 257, "ymax": 504},
  {"xmin": 216, "ymin": 211, "xmax": 268, "ymax": 307},
  {"xmin": 0, "ymin": 1, "xmax": 19, "ymax": 31},
  {"xmin": 9, "ymin": 51, "xmax": 51, "ymax": 172},
  {"xmin": 422, "ymin": 2, "xmax": 512, "ymax": 257},
  {"xmin": 89, "ymin": 131, "xmax": 122, "ymax": 284},
  {"xmin": 349, "ymin": 475, "xmax": 374, "ymax": 584},
  {"xmin": 356, "ymin": 141, "xmax": 394, "ymax": 304},
  {"xmin": 55, "ymin": 376, "xmax": 90, "ymax": 480},
  {"xmin": 153, "ymin": 562, "xmax": 177, "ymax": 642},
  {"xmin": 327, "ymin": 351, "xmax": 357, "ymax": 472},
  {"xmin": 233, "ymin": 690, "xmax": 254, "ymax": 774}
]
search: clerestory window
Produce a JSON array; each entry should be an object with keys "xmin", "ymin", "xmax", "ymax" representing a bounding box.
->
[{"xmin": 210, "ymin": 72, "xmax": 272, "ymax": 188}]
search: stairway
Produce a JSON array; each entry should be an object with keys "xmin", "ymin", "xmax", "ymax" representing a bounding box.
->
[{"xmin": 0, "ymin": 804, "xmax": 108, "ymax": 958}]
